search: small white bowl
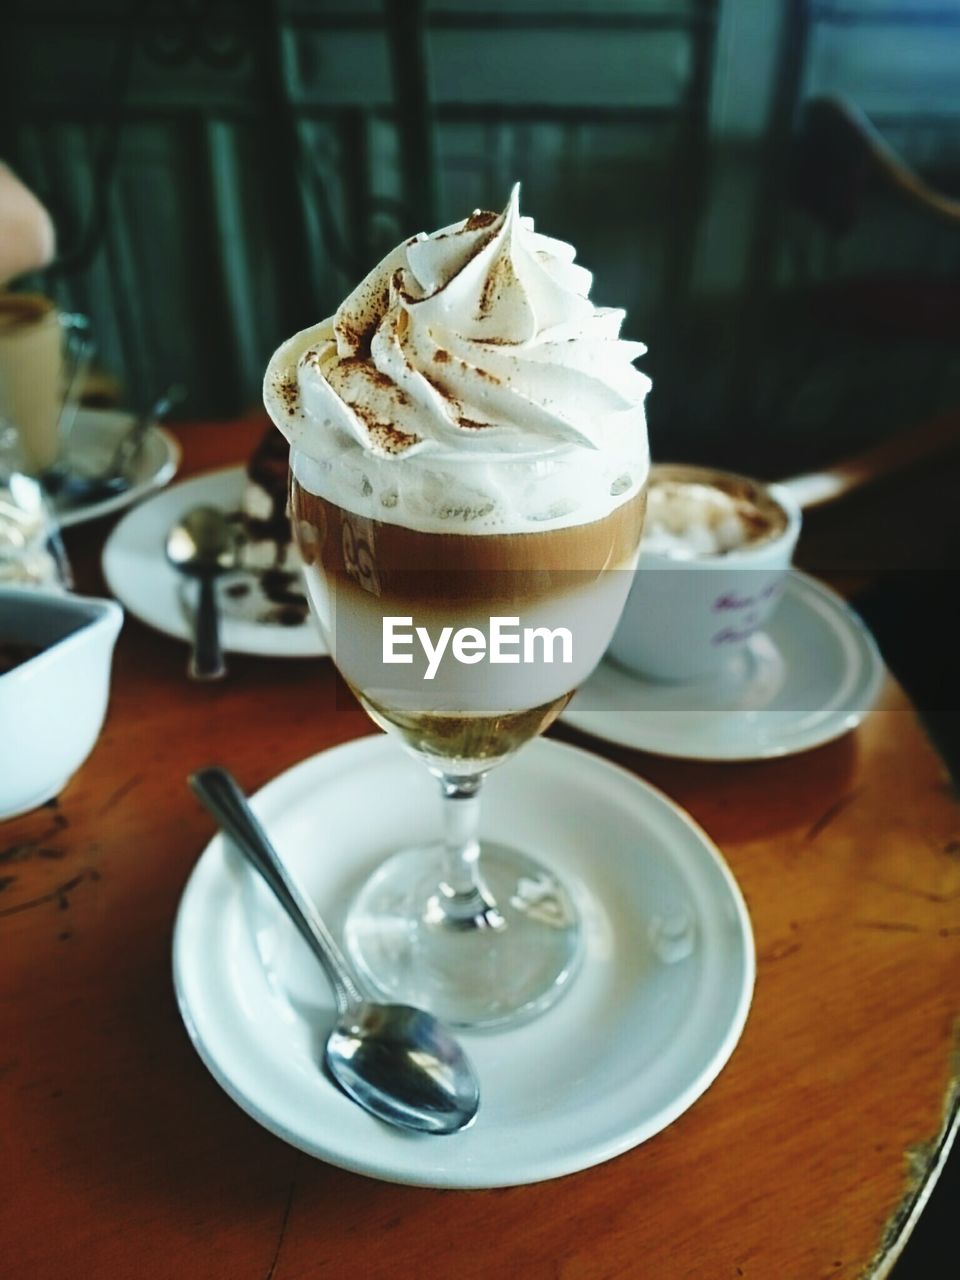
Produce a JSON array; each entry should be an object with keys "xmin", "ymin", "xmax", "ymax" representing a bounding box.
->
[{"xmin": 0, "ymin": 588, "xmax": 123, "ymax": 820}]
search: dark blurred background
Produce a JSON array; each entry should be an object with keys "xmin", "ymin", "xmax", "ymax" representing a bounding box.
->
[
  {"xmin": 3, "ymin": 0, "xmax": 960, "ymax": 475},
  {"xmin": 2, "ymin": 3, "xmax": 958, "ymax": 1272}
]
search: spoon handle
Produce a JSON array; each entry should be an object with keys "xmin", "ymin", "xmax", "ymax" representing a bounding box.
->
[
  {"xmin": 189, "ymin": 766, "xmax": 365, "ymax": 1013},
  {"xmin": 189, "ymin": 576, "xmax": 226, "ymax": 682},
  {"xmin": 108, "ymin": 383, "xmax": 187, "ymax": 479}
]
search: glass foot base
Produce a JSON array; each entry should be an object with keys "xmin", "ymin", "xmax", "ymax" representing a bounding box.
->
[{"xmin": 343, "ymin": 842, "xmax": 583, "ymax": 1029}]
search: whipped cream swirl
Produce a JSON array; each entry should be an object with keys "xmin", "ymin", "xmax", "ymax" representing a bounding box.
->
[{"xmin": 264, "ymin": 185, "xmax": 650, "ymax": 461}]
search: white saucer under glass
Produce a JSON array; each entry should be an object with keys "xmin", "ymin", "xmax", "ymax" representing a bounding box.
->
[
  {"xmin": 562, "ymin": 572, "xmax": 884, "ymax": 761},
  {"xmin": 173, "ymin": 734, "xmax": 754, "ymax": 1187}
]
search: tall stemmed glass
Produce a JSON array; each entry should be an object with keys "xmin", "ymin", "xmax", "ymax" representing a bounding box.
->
[
  {"xmin": 267, "ymin": 186, "xmax": 650, "ymax": 1027},
  {"xmin": 288, "ymin": 444, "xmax": 646, "ymax": 1027}
]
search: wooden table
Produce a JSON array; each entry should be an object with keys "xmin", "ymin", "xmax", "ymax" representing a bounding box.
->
[{"xmin": 3, "ymin": 419, "xmax": 959, "ymax": 1279}]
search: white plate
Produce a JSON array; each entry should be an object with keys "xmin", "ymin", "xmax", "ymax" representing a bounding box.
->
[
  {"xmin": 562, "ymin": 571, "xmax": 884, "ymax": 762},
  {"xmin": 173, "ymin": 734, "xmax": 754, "ymax": 1187},
  {"xmin": 50, "ymin": 407, "xmax": 180, "ymax": 528},
  {"xmin": 102, "ymin": 466, "xmax": 326, "ymax": 659}
]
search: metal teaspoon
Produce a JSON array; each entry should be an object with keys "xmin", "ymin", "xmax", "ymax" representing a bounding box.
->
[
  {"xmin": 165, "ymin": 505, "xmax": 238, "ymax": 681},
  {"xmin": 189, "ymin": 766, "xmax": 480, "ymax": 1135}
]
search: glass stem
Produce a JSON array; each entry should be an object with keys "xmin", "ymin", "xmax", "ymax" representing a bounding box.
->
[{"xmin": 434, "ymin": 773, "xmax": 504, "ymax": 930}]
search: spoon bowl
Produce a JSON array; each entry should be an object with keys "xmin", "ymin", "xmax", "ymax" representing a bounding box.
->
[
  {"xmin": 165, "ymin": 505, "xmax": 238, "ymax": 577},
  {"xmin": 327, "ymin": 1002, "xmax": 479, "ymax": 1134},
  {"xmin": 189, "ymin": 765, "xmax": 480, "ymax": 1135}
]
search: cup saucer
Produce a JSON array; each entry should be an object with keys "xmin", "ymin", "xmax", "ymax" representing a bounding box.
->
[
  {"xmin": 46, "ymin": 407, "xmax": 180, "ymax": 527},
  {"xmin": 173, "ymin": 734, "xmax": 754, "ymax": 1187},
  {"xmin": 561, "ymin": 571, "xmax": 884, "ymax": 762}
]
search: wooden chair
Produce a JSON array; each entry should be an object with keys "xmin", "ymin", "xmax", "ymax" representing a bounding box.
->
[
  {"xmin": 790, "ymin": 94, "xmax": 960, "ymax": 340},
  {"xmin": 735, "ymin": 93, "xmax": 960, "ymax": 480}
]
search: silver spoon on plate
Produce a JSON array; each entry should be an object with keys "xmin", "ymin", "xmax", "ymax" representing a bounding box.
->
[
  {"xmin": 165, "ymin": 506, "xmax": 238, "ymax": 681},
  {"xmin": 189, "ymin": 766, "xmax": 480, "ymax": 1135}
]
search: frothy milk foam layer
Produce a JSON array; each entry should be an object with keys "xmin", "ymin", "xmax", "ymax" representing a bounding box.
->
[
  {"xmin": 265, "ymin": 184, "xmax": 650, "ymax": 535},
  {"xmin": 643, "ymin": 466, "xmax": 789, "ymax": 560}
]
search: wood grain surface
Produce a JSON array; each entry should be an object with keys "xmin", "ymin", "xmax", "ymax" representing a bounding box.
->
[{"xmin": 2, "ymin": 419, "xmax": 958, "ymax": 1280}]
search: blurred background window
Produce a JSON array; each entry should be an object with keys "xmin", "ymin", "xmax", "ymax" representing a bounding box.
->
[{"xmin": 2, "ymin": 0, "xmax": 959, "ymax": 464}]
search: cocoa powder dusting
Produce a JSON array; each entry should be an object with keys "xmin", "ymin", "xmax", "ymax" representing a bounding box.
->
[
  {"xmin": 349, "ymin": 401, "xmax": 420, "ymax": 455},
  {"xmin": 368, "ymin": 422, "xmax": 420, "ymax": 455},
  {"xmin": 338, "ymin": 285, "xmax": 389, "ymax": 355},
  {"xmin": 464, "ymin": 210, "xmax": 498, "ymax": 231},
  {"xmin": 739, "ymin": 508, "xmax": 770, "ymax": 539},
  {"xmin": 421, "ymin": 370, "xmax": 459, "ymax": 409},
  {"xmin": 276, "ymin": 377, "xmax": 299, "ymax": 416},
  {"xmin": 460, "ymin": 358, "xmax": 500, "ymax": 385},
  {"xmin": 478, "ymin": 273, "xmax": 497, "ymax": 317},
  {"xmin": 391, "ymin": 268, "xmax": 417, "ymax": 305},
  {"xmin": 341, "ymin": 358, "xmax": 412, "ymax": 406},
  {"xmin": 477, "ymin": 250, "xmax": 519, "ymax": 318},
  {"xmin": 338, "ymin": 318, "xmax": 377, "ymax": 356},
  {"xmin": 369, "ymin": 367, "xmax": 399, "ymax": 393}
]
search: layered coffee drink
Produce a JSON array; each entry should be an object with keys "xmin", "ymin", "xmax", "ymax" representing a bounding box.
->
[
  {"xmin": 263, "ymin": 185, "xmax": 650, "ymax": 1025},
  {"xmin": 267, "ymin": 186, "xmax": 650, "ymax": 770},
  {"xmin": 291, "ymin": 479, "xmax": 645, "ymax": 767}
]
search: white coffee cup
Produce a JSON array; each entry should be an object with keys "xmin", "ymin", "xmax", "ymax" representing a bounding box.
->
[
  {"xmin": 0, "ymin": 292, "xmax": 91, "ymax": 475},
  {"xmin": 0, "ymin": 588, "xmax": 122, "ymax": 819},
  {"xmin": 608, "ymin": 463, "xmax": 802, "ymax": 683}
]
